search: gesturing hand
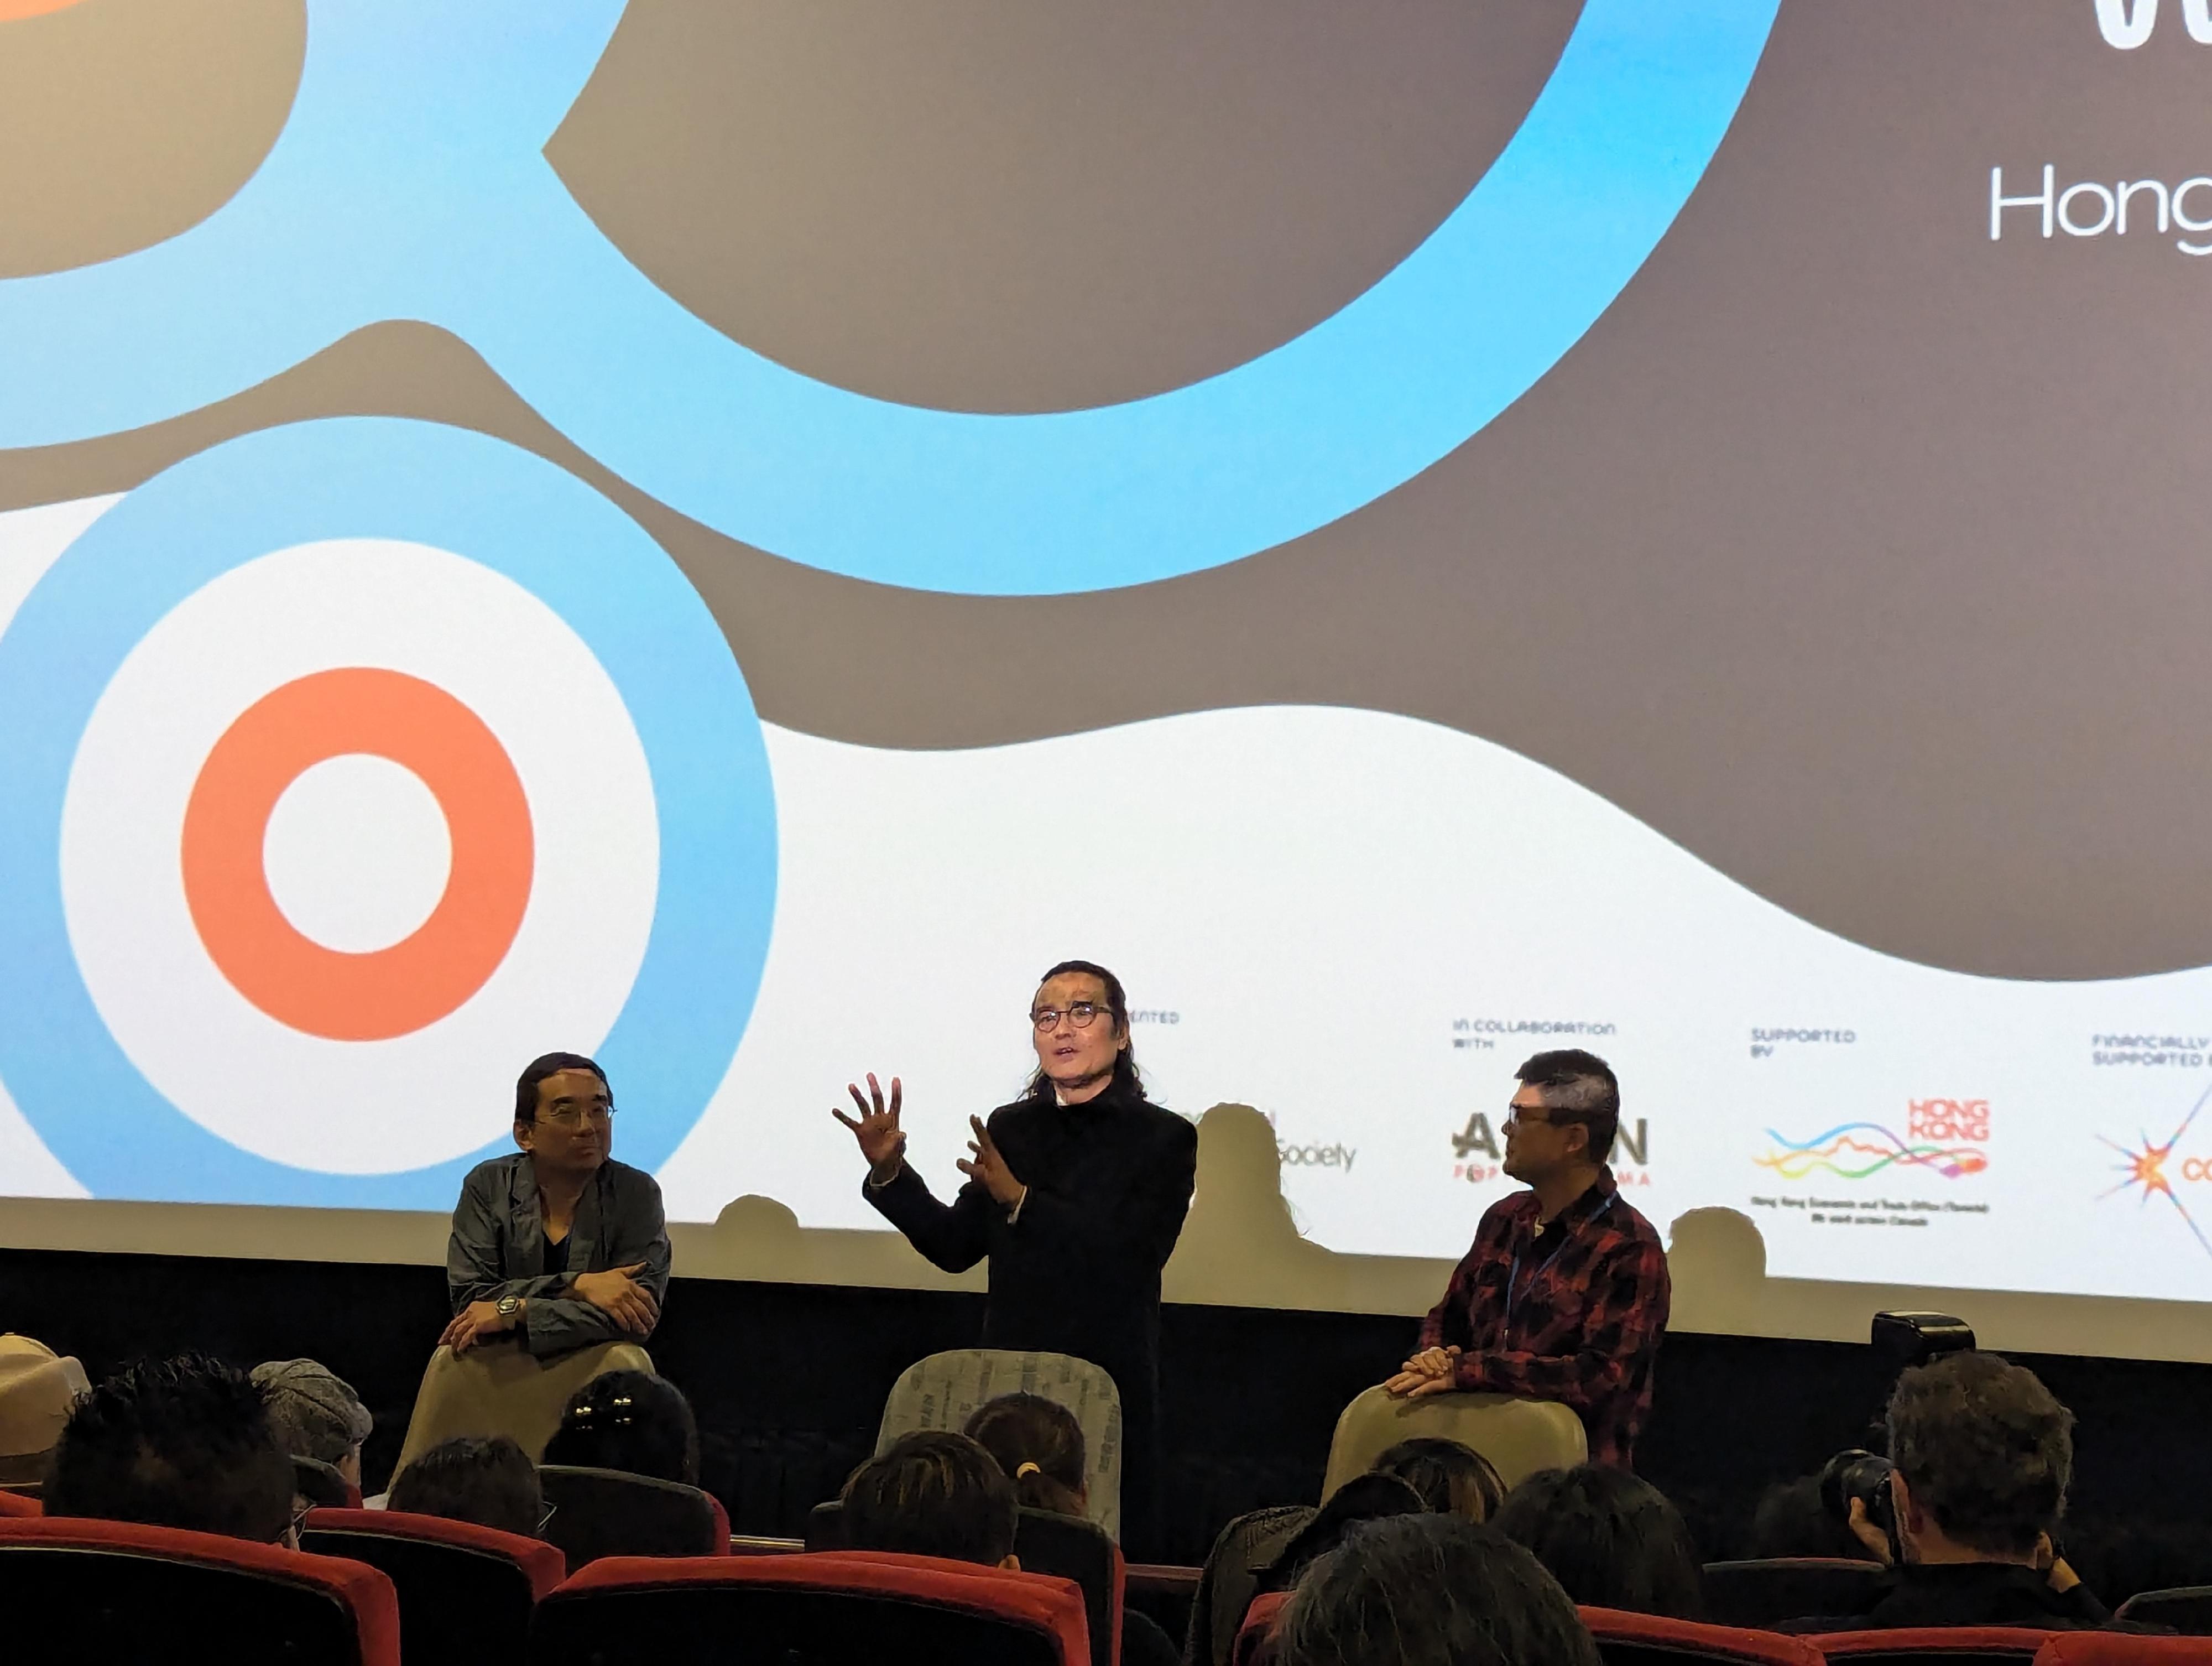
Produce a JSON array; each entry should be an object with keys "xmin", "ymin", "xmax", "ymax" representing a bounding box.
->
[
  {"xmin": 958, "ymin": 1115, "xmax": 1026, "ymax": 1209},
  {"xmin": 571, "ymin": 1262, "xmax": 660, "ymax": 1336},
  {"xmin": 832, "ymin": 1073, "xmax": 907, "ymax": 1182}
]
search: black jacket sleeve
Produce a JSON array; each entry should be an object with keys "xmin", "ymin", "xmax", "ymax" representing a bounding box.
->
[{"xmin": 864, "ymin": 1159, "xmax": 997, "ymax": 1274}]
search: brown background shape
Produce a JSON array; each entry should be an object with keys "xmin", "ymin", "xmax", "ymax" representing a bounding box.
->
[
  {"xmin": 5, "ymin": 2, "xmax": 2212, "ymax": 982},
  {"xmin": 0, "ymin": 0, "xmax": 302, "ymax": 277},
  {"xmin": 546, "ymin": 0, "xmax": 1575, "ymax": 412}
]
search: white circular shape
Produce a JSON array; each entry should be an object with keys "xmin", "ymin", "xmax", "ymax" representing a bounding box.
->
[
  {"xmin": 59, "ymin": 539, "xmax": 661, "ymax": 1174},
  {"xmin": 263, "ymin": 753, "xmax": 454, "ymax": 954}
]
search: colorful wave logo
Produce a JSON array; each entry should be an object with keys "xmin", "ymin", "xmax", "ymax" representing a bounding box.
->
[{"xmin": 1757, "ymin": 1122, "xmax": 1988, "ymax": 1181}]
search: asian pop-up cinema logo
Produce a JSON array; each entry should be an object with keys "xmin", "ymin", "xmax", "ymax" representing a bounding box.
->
[
  {"xmin": 1757, "ymin": 1100, "xmax": 1991, "ymax": 1183},
  {"xmin": 1451, "ymin": 1110, "xmax": 1652, "ymax": 1186}
]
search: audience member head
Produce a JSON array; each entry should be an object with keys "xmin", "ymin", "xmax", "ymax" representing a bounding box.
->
[
  {"xmin": 962, "ymin": 1391, "xmax": 1087, "ymax": 1515},
  {"xmin": 0, "ymin": 1334, "xmax": 90, "ymax": 1485},
  {"xmin": 1748, "ymin": 1473, "xmax": 1885, "ymax": 1561},
  {"xmin": 1370, "ymin": 1437, "xmax": 1506, "ymax": 1522},
  {"xmin": 1490, "ymin": 1464, "xmax": 1705, "ymax": 1619},
  {"xmin": 46, "ymin": 1353, "xmax": 295, "ymax": 1544},
  {"xmin": 390, "ymin": 1435, "xmax": 544, "ymax": 1539},
  {"xmin": 1278, "ymin": 1513, "xmax": 1602, "ymax": 1666},
  {"xmin": 542, "ymin": 1369, "xmax": 699, "ymax": 1486},
  {"xmin": 513, "ymin": 1051, "xmax": 614, "ymax": 1178},
  {"xmin": 251, "ymin": 1358, "xmax": 373, "ymax": 1488},
  {"xmin": 1266, "ymin": 1473, "xmax": 1430, "ymax": 1593},
  {"xmin": 1885, "ymin": 1350, "xmax": 2073, "ymax": 1563},
  {"xmin": 1505, "ymin": 1050, "xmax": 1619, "ymax": 1185},
  {"xmin": 841, "ymin": 1430, "xmax": 1019, "ymax": 1568}
]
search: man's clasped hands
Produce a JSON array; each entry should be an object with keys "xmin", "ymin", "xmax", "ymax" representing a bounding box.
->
[{"xmin": 1383, "ymin": 1344, "xmax": 1464, "ymax": 1401}]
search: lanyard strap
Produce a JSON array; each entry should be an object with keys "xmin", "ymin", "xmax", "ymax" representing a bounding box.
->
[{"xmin": 1506, "ymin": 1193, "xmax": 1616, "ymax": 1326}]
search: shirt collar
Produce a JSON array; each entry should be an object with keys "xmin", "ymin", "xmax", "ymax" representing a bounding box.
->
[
  {"xmin": 1528, "ymin": 1167, "xmax": 1618, "ymax": 1237},
  {"xmin": 1052, "ymin": 1077, "xmax": 1132, "ymax": 1110}
]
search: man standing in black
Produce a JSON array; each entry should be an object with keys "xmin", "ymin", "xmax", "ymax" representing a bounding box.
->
[{"xmin": 834, "ymin": 959, "xmax": 1197, "ymax": 1552}]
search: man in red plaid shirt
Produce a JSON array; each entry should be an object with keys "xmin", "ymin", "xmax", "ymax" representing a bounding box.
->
[{"xmin": 1384, "ymin": 1050, "xmax": 1670, "ymax": 1469}]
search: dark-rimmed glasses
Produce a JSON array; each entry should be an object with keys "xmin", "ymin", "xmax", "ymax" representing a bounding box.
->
[
  {"xmin": 541, "ymin": 1101, "xmax": 617, "ymax": 1128},
  {"xmin": 1031, "ymin": 1002, "xmax": 1107, "ymax": 1032}
]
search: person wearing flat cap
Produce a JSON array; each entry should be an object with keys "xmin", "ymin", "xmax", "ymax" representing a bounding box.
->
[
  {"xmin": 0, "ymin": 1333, "xmax": 92, "ymax": 1486},
  {"xmin": 252, "ymin": 1358, "xmax": 374, "ymax": 1493}
]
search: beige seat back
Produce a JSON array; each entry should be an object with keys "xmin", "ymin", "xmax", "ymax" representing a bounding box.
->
[
  {"xmin": 875, "ymin": 1349, "xmax": 1123, "ymax": 1540},
  {"xmin": 393, "ymin": 1340, "xmax": 654, "ymax": 1476},
  {"xmin": 1319, "ymin": 1384, "xmax": 1587, "ymax": 1500}
]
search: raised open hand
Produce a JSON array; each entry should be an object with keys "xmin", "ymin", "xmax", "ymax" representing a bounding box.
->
[
  {"xmin": 832, "ymin": 1073, "xmax": 907, "ymax": 1180},
  {"xmin": 957, "ymin": 1113, "xmax": 1025, "ymax": 1208}
]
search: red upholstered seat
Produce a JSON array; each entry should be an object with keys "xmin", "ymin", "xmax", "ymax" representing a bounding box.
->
[
  {"xmin": 808, "ymin": 1497, "xmax": 1124, "ymax": 1666},
  {"xmin": 708, "ymin": 1488, "xmax": 732, "ymax": 1549},
  {"xmin": 536, "ymin": 1462, "xmax": 729, "ymax": 1565},
  {"xmin": 0, "ymin": 1490, "xmax": 40, "ymax": 1517},
  {"xmin": 0, "ymin": 1514, "xmax": 399, "ymax": 1664},
  {"xmin": 1235, "ymin": 1589, "xmax": 1292, "ymax": 1666},
  {"xmin": 302, "ymin": 1507, "xmax": 566, "ymax": 1666},
  {"xmin": 1814, "ymin": 1628, "xmax": 2058, "ymax": 1664},
  {"xmin": 303, "ymin": 1507, "xmax": 566, "ymax": 1596},
  {"xmin": 2034, "ymin": 1638, "xmax": 2212, "ymax": 1664},
  {"xmin": 530, "ymin": 1548, "xmax": 1092, "ymax": 1666},
  {"xmin": 1580, "ymin": 1607, "xmax": 1827, "ymax": 1665}
]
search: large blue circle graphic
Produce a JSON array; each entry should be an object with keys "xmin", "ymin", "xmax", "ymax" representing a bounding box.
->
[
  {"xmin": 0, "ymin": 418, "xmax": 777, "ymax": 1207},
  {"xmin": 0, "ymin": 0, "xmax": 1781, "ymax": 594}
]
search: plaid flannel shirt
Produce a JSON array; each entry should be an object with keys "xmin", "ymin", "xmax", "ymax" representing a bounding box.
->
[{"xmin": 1416, "ymin": 1169, "xmax": 1670, "ymax": 1469}]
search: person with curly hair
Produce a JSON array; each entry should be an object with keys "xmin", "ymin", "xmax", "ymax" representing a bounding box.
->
[
  {"xmin": 1783, "ymin": 1350, "xmax": 2108, "ymax": 1631},
  {"xmin": 45, "ymin": 1353, "xmax": 296, "ymax": 1545}
]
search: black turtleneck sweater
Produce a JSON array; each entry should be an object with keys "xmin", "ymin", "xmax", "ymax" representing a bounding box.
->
[{"xmin": 863, "ymin": 1079, "xmax": 1197, "ymax": 1420}]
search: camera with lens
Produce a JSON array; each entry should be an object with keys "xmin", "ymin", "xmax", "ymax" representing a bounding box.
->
[{"xmin": 1818, "ymin": 1446, "xmax": 1897, "ymax": 1563}]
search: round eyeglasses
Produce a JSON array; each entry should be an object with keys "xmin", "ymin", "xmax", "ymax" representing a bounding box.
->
[{"xmin": 1031, "ymin": 1002, "xmax": 1107, "ymax": 1032}]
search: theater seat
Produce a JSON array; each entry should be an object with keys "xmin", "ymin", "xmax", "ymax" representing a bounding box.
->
[
  {"xmin": 2112, "ymin": 1587, "xmax": 2212, "ymax": 1634},
  {"xmin": 1812, "ymin": 1628, "xmax": 2056, "ymax": 1664},
  {"xmin": 529, "ymin": 1548, "xmax": 1091, "ymax": 1665},
  {"xmin": 301, "ymin": 1507, "xmax": 566, "ymax": 1666},
  {"xmin": 393, "ymin": 1339, "xmax": 655, "ymax": 1474},
  {"xmin": 1579, "ymin": 1606, "xmax": 1825, "ymax": 1666},
  {"xmin": 1319, "ymin": 1383, "xmax": 1587, "ymax": 1498},
  {"xmin": 1704, "ymin": 1560, "xmax": 1892, "ymax": 1629},
  {"xmin": 0, "ymin": 1514, "xmax": 399, "ymax": 1664},
  {"xmin": 0, "ymin": 1490, "xmax": 39, "ymax": 1517},
  {"xmin": 538, "ymin": 1464, "xmax": 729, "ymax": 1565},
  {"xmin": 806, "ymin": 1499, "xmax": 1123, "ymax": 1666},
  {"xmin": 876, "ymin": 1350, "xmax": 1125, "ymax": 1541},
  {"xmin": 2034, "ymin": 1635, "xmax": 2212, "ymax": 1663}
]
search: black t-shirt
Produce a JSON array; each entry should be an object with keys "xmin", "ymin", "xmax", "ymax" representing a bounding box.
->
[
  {"xmin": 542, "ymin": 1233, "xmax": 571, "ymax": 1279},
  {"xmin": 1783, "ymin": 1561, "xmax": 2113, "ymax": 1632}
]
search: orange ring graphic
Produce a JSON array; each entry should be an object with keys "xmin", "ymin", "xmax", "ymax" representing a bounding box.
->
[{"xmin": 181, "ymin": 667, "xmax": 534, "ymax": 1041}]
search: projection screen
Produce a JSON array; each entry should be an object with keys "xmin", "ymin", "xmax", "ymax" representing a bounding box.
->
[{"xmin": 6, "ymin": 0, "xmax": 2212, "ymax": 1358}]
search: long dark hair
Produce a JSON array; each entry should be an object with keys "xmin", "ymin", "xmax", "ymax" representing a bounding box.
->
[
  {"xmin": 1370, "ymin": 1436, "xmax": 1507, "ymax": 1523},
  {"xmin": 1020, "ymin": 959, "xmax": 1146, "ymax": 1101},
  {"xmin": 542, "ymin": 1370, "xmax": 700, "ymax": 1487},
  {"xmin": 1278, "ymin": 1514, "xmax": 1602, "ymax": 1666},
  {"xmin": 963, "ymin": 1391, "xmax": 1087, "ymax": 1516},
  {"xmin": 1490, "ymin": 1465, "xmax": 1706, "ymax": 1621}
]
